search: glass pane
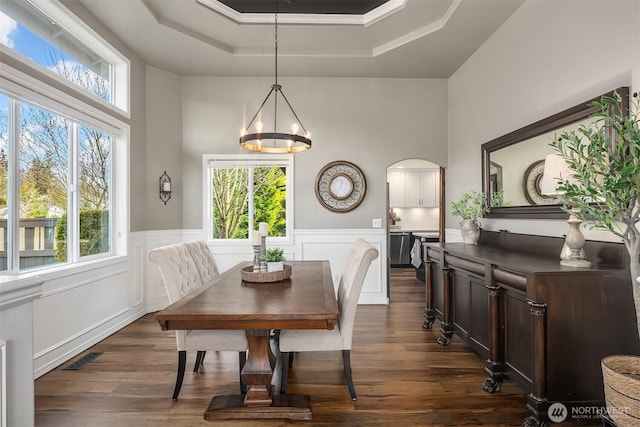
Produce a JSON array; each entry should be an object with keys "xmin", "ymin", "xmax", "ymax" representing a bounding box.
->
[
  {"xmin": 211, "ymin": 167, "xmax": 249, "ymax": 239},
  {"xmin": 19, "ymin": 102, "xmax": 68, "ymax": 269},
  {"xmin": 0, "ymin": 95, "xmax": 8, "ymax": 271},
  {"xmin": 254, "ymin": 165, "xmax": 287, "ymax": 237},
  {"xmin": 0, "ymin": 2, "xmax": 112, "ymax": 103},
  {"xmin": 79, "ymin": 124, "xmax": 110, "ymax": 257}
]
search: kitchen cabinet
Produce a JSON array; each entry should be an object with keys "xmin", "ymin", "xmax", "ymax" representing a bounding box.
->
[
  {"xmin": 422, "ymin": 230, "xmax": 640, "ymax": 426},
  {"xmin": 387, "ymin": 171, "xmax": 406, "ymax": 208},
  {"xmin": 405, "ymin": 170, "xmax": 436, "ymax": 207},
  {"xmin": 388, "ymin": 169, "xmax": 437, "ymax": 208}
]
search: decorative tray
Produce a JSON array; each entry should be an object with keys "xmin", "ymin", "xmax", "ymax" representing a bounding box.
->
[{"xmin": 241, "ymin": 264, "xmax": 292, "ymax": 283}]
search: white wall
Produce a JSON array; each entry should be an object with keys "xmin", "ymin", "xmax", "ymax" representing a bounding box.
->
[{"xmin": 448, "ymin": 0, "xmax": 640, "ymax": 241}]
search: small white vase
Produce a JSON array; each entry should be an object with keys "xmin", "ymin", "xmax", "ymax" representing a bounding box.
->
[
  {"xmin": 266, "ymin": 261, "xmax": 284, "ymax": 272},
  {"xmin": 460, "ymin": 219, "xmax": 480, "ymax": 245}
]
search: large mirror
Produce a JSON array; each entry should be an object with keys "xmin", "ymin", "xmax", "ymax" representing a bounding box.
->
[{"xmin": 481, "ymin": 86, "xmax": 629, "ymax": 219}]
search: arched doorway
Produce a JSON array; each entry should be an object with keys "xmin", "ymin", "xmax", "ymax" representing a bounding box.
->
[{"xmin": 386, "ymin": 159, "xmax": 444, "ymax": 299}]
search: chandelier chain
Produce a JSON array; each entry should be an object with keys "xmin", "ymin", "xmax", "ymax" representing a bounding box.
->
[
  {"xmin": 238, "ymin": 0, "xmax": 311, "ymax": 153},
  {"xmin": 273, "ymin": 0, "xmax": 278, "ymax": 131}
]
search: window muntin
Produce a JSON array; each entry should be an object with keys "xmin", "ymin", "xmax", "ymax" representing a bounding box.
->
[{"xmin": 206, "ymin": 155, "xmax": 292, "ymax": 242}]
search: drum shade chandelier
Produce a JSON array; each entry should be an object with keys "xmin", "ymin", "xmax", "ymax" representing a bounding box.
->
[{"xmin": 239, "ymin": 1, "xmax": 311, "ymax": 153}]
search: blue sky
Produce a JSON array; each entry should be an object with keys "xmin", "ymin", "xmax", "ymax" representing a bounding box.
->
[{"xmin": 1, "ymin": 11, "xmax": 73, "ymax": 70}]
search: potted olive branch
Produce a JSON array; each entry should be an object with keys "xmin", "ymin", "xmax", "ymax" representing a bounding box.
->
[
  {"xmin": 451, "ymin": 191, "xmax": 490, "ymax": 244},
  {"xmin": 550, "ymin": 89, "xmax": 640, "ymax": 425}
]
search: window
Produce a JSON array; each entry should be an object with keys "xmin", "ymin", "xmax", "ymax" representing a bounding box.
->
[
  {"xmin": 0, "ymin": 94, "xmax": 113, "ymax": 270},
  {"xmin": 205, "ymin": 155, "xmax": 293, "ymax": 242},
  {"xmin": 0, "ymin": 0, "xmax": 126, "ymax": 273},
  {"xmin": 0, "ymin": 0, "xmax": 129, "ymax": 113}
]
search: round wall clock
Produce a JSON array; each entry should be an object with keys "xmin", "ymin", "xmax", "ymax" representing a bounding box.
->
[
  {"xmin": 315, "ymin": 160, "xmax": 366, "ymax": 213},
  {"xmin": 523, "ymin": 159, "xmax": 560, "ymax": 205}
]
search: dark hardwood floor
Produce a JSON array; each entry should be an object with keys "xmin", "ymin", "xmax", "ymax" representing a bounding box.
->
[{"xmin": 35, "ymin": 268, "xmax": 531, "ymax": 426}]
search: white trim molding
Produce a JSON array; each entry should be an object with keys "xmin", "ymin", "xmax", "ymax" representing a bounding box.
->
[{"xmin": 294, "ymin": 229, "xmax": 387, "ymax": 305}]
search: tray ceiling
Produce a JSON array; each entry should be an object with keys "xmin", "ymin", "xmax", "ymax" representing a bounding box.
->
[{"xmin": 77, "ymin": 0, "xmax": 524, "ymax": 78}]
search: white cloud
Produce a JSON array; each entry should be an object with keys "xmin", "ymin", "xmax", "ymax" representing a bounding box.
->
[{"xmin": 0, "ymin": 12, "xmax": 18, "ymax": 48}]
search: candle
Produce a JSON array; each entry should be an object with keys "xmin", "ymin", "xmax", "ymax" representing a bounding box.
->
[
  {"xmin": 163, "ymin": 181, "xmax": 171, "ymax": 192},
  {"xmin": 259, "ymin": 222, "xmax": 268, "ymax": 236},
  {"xmin": 251, "ymin": 232, "xmax": 262, "ymax": 246}
]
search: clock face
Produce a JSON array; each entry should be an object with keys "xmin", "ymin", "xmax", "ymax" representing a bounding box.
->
[
  {"xmin": 329, "ymin": 174, "xmax": 354, "ymax": 199},
  {"xmin": 315, "ymin": 161, "xmax": 366, "ymax": 213},
  {"xmin": 523, "ymin": 159, "xmax": 561, "ymax": 205}
]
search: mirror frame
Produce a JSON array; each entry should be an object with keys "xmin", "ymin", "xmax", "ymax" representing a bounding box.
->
[{"xmin": 481, "ymin": 86, "xmax": 629, "ymax": 219}]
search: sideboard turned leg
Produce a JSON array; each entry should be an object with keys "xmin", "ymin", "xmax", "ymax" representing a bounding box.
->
[
  {"xmin": 483, "ymin": 283, "xmax": 504, "ymax": 393},
  {"xmin": 525, "ymin": 300, "xmax": 549, "ymax": 427},
  {"xmin": 437, "ymin": 267, "xmax": 453, "ymax": 345},
  {"xmin": 423, "ymin": 260, "xmax": 435, "ymax": 329}
]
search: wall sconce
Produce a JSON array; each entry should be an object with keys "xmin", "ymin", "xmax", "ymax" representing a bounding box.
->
[{"xmin": 159, "ymin": 171, "xmax": 171, "ymax": 205}]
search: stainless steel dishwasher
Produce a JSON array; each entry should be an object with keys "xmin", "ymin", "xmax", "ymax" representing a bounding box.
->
[{"xmin": 389, "ymin": 232, "xmax": 411, "ymax": 266}]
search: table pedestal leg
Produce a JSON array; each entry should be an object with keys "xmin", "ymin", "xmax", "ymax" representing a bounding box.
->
[
  {"xmin": 243, "ymin": 331, "xmax": 274, "ymax": 405},
  {"xmin": 204, "ymin": 329, "xmax": 312, "ymax": 420}
]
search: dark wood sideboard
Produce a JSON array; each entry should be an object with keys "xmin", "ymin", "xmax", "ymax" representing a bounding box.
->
[{"xmin": 422, "ymin": 230, "xmax": 640, "ymax": 426}]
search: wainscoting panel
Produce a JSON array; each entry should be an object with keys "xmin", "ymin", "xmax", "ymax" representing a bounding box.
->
[
  {"xmin": 32, "ymin": 259, "xmax": 143, "ymax": 378},
  {"xmin": 295, "ymin": 229, "xmax": 387, "ymax": 305},
  {"xmin": 137, "ymin": 230, "xmax": 186, "ymax": 313}
]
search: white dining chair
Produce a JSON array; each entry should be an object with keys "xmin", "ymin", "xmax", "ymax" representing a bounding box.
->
[
  {"xmin": 277, "ymin": 238, "xmax": 379, "ymax": 400},
  {"xmin": 148, "ymin": 242, "xmax": 248, "ymax": 399},
  {"xmin": 183, "ymin": 240, "xmax": 222, "ymax": 371}
]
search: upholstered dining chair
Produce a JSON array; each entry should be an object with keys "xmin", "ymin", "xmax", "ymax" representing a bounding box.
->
[
  {"xmin": 183, "ymin": 240, "xmax": 221, "ymax": 371},
  {"xmin": 278, "ymin": 238, "xmax": 379, "ymax": 400},
  {"xmin": 148, "ymin": 242, "xmax": 248, "ymax": 399}
]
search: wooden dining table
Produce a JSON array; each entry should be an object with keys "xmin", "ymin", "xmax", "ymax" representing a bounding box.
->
[{"xmin": 155, "ymin": 260, "xmax": 339, "ymax": 421}]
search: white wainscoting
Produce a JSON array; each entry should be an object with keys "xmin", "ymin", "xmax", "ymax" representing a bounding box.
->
[
  {"xmin": 143, "ymin": 229, "xmax": 389, "ymax": 311},
  {"xmin": 294, "ymin": 229, "xmax": 387, "ymax": 305},
  {"xmin": 32, "ymin": 257, "xmax": 146, "ymax": 378},
  {"xmin": 445, "ymin": 227, "xmax": 463, "ymax": 243},
  {"xmin": 135, "ymin": 229, "xmax": 199, "ymax": 313}
]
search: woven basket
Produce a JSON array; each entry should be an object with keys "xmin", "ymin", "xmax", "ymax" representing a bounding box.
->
[
  {"xmin": 241, "ymin": 264, "xmax": 291, "ymax": 283},
  {"xmin": 601, "ymin": 355, "xmax": 640, "ymax": 426}
]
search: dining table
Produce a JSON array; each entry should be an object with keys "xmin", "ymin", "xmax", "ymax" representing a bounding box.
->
[{"xmin": 155, "ymin": 260, "xmax": 339, "ymax": 421}]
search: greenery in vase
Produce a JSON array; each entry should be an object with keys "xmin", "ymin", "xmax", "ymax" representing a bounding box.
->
[
  {"xmin": 550, "ymin": 89, "xmax": 640, "ymax": 339},
  {"xmin": 264, "ymin": 247, "xmax": 285, "ymax": 262},
  {"xmin": 451, "ymin": 191, "xmax": 490, "ymax": 222}
]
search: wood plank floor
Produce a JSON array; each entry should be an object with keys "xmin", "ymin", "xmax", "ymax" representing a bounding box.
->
[{"xmin": 35, "ymin": 268, "xmax": 531, "ymax": 426}]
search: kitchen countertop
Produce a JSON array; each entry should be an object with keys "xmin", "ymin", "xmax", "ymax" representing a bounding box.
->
[
  {"xmin": 388, "ymin": 229, "xmax": 439, "ymax": 238},
  {"xmin": 412, "ymin": 231, "xmax": 439, "ymax": 239}
]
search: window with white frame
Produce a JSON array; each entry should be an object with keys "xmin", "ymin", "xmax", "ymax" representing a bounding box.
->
[
  {"xmin": 0, "ymin": 0, "xmax": 127, "ymax": 272},
  {"xmin": 205, "ymin": 155, "xmax": 293, "ymax": 242},
  {"xmin": 0, "ymin": 0, "xmax": 129, "ymax": 113}
]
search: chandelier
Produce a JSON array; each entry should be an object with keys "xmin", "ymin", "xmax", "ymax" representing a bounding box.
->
[{"xmin": 239, "ymin": 2, "xmax": 311, "ymax": 153}]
